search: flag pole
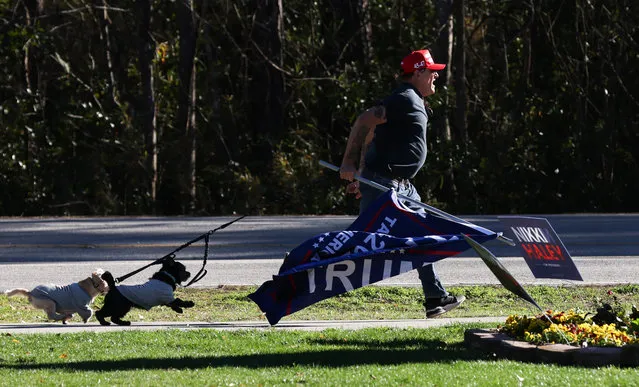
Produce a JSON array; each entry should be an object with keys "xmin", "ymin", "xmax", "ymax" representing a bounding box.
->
[{"xmin": 320, "ymin": 160, "xmax": 515, "ymax": 247}]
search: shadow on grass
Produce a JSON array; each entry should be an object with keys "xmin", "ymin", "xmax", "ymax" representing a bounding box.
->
[
  {"xmin": 305, "ymin": 337, "xmax": 453, "ymax": 352},
  {"xmin": 0, "ymin": 340, "xmax": 491, "ymax": 371}
]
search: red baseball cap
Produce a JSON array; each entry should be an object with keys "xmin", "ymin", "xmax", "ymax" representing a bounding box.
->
[{"xmin": 400, "ymin": 49, "xmax": 446, "ymax": 74}]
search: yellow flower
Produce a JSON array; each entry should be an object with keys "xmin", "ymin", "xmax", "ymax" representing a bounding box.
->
[{"xmin": 502, "ymin": 308, "xmax": 637, "ymax": 347}]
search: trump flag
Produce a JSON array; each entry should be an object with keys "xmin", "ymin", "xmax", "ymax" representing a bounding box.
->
[{"xmin": 248, "ymin": 190, "xmax": 498, "ymax": 325}]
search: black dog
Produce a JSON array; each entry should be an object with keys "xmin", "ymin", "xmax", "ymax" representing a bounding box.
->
[{"xmin": 95, "ymin": 258, "xmax": 195, "ymax": 326}]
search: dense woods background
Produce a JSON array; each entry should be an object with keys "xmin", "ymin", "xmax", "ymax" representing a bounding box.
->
[{"xmin": 1, "ymin": 0, "xmax": 637, "ymax": 216}]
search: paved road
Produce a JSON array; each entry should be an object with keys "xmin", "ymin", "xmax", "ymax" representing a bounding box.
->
[
  {"xmin": 1, "ymin": 214, "xmax": 639, "ymax": 290},
  {"xmin": 2, "ymin": 215, "xmax": 637, "ymax": 334}
]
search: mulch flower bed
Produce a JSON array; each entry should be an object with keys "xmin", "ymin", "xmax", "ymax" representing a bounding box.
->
[{"xmin": 465, "ymin": 291, "xmax": 639, "ymax": 366}]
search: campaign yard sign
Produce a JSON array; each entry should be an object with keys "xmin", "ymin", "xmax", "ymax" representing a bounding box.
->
[{"xmin": 499, "ymin": 216, "xmax": 583, "ymax": 281}]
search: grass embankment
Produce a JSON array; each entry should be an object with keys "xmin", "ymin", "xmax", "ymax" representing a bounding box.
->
[
  {"xmin": 1, "ymin": 285, "xmax": 638, "ymax": 386},
  {"xmin": 3, "ymin": 284, "xmax": 639, "ymax": 323}
]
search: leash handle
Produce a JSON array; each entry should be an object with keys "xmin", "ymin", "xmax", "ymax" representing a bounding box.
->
[
  {"xmin": 184, "ymin": 234, "xmax": 209, "ymax": 287},
  {"xmin": 182, "ymin": 215, "xmax": 246, "ymax": 287}
]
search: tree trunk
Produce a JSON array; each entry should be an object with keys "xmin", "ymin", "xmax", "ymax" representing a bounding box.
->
[
  {"xmin": 135, "ymin": 0, "xmax": 157, "ymax": 213},
  {"xmin": 23, "ymin": 0, "xmax": 42, "ymax": 94},
  {"xmin": 358, "ymin": 0, "xmax": 373, "ymax": 62},
  {"xmin": 433, "ymin": 0, "xmax": 453, "ymax": 142},
  {"xmin": 22, "ymin": 0, "xmax": 44, "ymax": 204},
  {"xmin": 250, "ymin": 0, "xmax": 285, "ymax": 138},
  {"xmin": 453, "ymin": 0, "xmax": 468, "ymax": 143},
  {"xmin": 318, "ymin": 0, "xmax": 368, "ymax": 150},
  {"xmin": 177, "ymin": 0, "xmax": 200, "ymax": 213},
  {"xmin": 97, "ymin": 0, "xmax": 122, "ymax": 109},
  {"xmin": 433, "ymin": 0, "xmax": 457, "ymax": 202},
  {"xmin": 247, "ymin": 0, "xmax": 285, "ymax": 180},
  {"xmin": 485, "ymin": 8, "xmax": 507, "ymax": 139}
]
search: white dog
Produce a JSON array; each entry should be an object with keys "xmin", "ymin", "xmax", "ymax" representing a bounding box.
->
[{"xmin": 5, "ymin": 269, "xmax": 109, "ymax": 324}]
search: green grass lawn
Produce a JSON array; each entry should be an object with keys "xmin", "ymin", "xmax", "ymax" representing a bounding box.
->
[
  {"xmin": 2, "ymin": 284, "xmax": 639, "ymax": 386},
  {"xmin": 2, "ymin": 325, "xmax": 639, "ymax": 386},
  {"xmin": 3, "ymin": 284, "xmax": 639, "ymax": 324}
]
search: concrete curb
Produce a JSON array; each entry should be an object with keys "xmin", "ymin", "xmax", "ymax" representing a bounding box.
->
[
  {"xmin": 465, "ymin": 328, "xmax": 639, "ymax": 367},
  {"xmin": 0, "ymin": 317, "xmax": 505, "ymax": 335}
]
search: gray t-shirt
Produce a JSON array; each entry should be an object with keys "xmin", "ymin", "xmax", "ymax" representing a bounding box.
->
[
  {"xmin": 365, "ymin": 83, "xmax": 429, "ymax": 179},
  {"xmin": 31, "ymin": 283, "xmax": 92, "ymax": 320},
  {"xmin": 117, "ymin": 279, "xmax": 176, "ymax": 310}
]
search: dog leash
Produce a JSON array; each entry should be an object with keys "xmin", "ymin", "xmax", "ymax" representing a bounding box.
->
[{"xmin": 115, "ymin": 215, "xmax": 246, "ymax": 286}]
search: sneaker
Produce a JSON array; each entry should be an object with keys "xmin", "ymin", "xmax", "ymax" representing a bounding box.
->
[{"xmin": 424, "ymin": 295, "xmax": 466, "ymax": 318}]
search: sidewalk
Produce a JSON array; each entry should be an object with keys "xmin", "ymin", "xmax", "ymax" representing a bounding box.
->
[{"xmin": 0, "ymin": 317, "xmax": 506, "ymax": 334}]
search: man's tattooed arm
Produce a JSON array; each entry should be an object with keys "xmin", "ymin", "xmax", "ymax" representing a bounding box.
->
[
  {"xmin": 340, "ymin": 104, "xmax": 387, "ymax": 180},
  {"xmin": 372, "ymin": 105, "xmax": 386, "ymax": 120},
  {"xmin": 358, "ymin": 105, "xmax": 385, "ymax": 169},
  {"xmin": 343, "ymin": 123, "xmax": 370, "ymax": 166}
]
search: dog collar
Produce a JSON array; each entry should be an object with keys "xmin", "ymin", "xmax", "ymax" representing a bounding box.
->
[{"xmin": 160, "ymin": 271, "xmax": 177, "ymax": 284}]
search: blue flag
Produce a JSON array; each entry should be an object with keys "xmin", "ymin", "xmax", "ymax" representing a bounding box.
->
[{"xmin": 248, "ymin": 190, "xmax": 498, "ymax": 325}]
